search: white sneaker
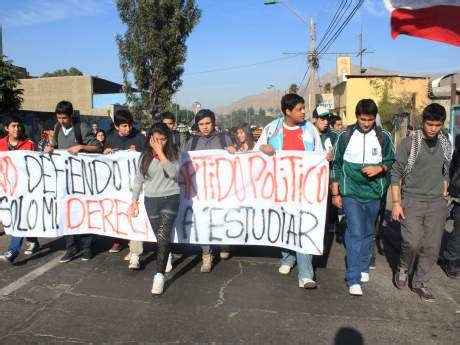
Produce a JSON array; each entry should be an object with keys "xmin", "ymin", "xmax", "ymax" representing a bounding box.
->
[
  {"xmin": 278, "ymin": 265, "xmax": 292, "ymax": 275},
  {"xmin": 24, "ymin": 242, "xmax": 39, "ymax": 255},
  {"xmin": 165, "ymin": 253, "xmax": 173, "ymax": 273},
  {"xmin": 298, "ymin": 278, "xmax": 317, "ymax": 289},
  {"xmin": 349, "ymin": 284, "xmax": 363, "ymax": 296},
  {"xmin": 128, "ymin": 254, "xmax": 140, "ymax": 270},
  {"xmin": 151, "ymin": 273, "xmax": 165, "ymax": 295},
  {"xmin": 124, "ymin": 252, "xmax": 132, "ymax": 261},
  {"xmin": 361, "ymin": 272, "xmax": 370, "ymax": 283}
]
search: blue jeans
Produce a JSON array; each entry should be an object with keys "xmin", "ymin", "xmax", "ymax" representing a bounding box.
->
[
  {"xmin": 8, "ymin": 237, "xmax": 39, "ymax": 257},
  {"xmin": 342, "ymin": 197, "xmax": 380, "ymax": 286},
  {"xmin": 280, "ymin": 250, "xmax": 314, "ymax": 281}
]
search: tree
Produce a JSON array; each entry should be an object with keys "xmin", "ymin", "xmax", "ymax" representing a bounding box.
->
[
  {"xmin": 288, "ymin": 83, "xmax": 298, "ymax": 94},
  {"xmin": 0, "ymin": 55, "xmax": 23, "ymax": 112},
  {"xmin": 41, "ymin": 67, "xmax": 83, "ymax": 77},
  {"xmin": 116, "ymin": 0, "xmax": 201, "ymax": 118}
]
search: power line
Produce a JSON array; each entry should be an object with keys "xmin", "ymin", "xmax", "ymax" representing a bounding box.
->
[
  {"xmin": 184, "ymin": 55, "xmax": 301, "ymax": 76},
  {"xmin": 316, "ymin": 0, "xmax": 350, "ymax": 52},
  {"xmin": 318, "ymin": 0, "xmax": 364, "ymax": 56}
]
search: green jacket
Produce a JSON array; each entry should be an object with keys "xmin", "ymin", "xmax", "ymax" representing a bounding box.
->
[{"xmin": 332, "ymin": 124, "xmax": 394, "ymax": 202}]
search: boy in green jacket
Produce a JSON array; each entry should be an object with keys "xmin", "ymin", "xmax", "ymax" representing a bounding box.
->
[{"xmin": 331, "ymin": 99, "xmax": 394, "ymax": 296}]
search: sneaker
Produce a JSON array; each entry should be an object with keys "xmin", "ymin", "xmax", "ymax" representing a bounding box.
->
[
  {"xmin": 298, "ymin": 278, "xmax": 317, "ymax": 289},
  {"xmin": 151, "ymin": 273, "xmax": 165, "ymax": 295},
  {"xmin": 442, "ymin": 260, "xmax": 460, "ymax": 279},
  {"xmin": 200, "ymin": 254, "xmax": 213, "ymax": 273},
  {"xmin": 109, "ymin": 242, "xmax": 122, "ymax": 253},
  {"xmin": 220, "ymin": 251, "xmax": 230, "ymax": 260},
  {"xmin": 369, "ymin": 257, "xmax": 376, "ymax": 270},
  {"xmin": 165, "ymin": 253, "xmax": 173, "ymax": 273},
  {"xmin": 361, "ymin": 272, "xmax": 370, "ymax": 283},
  {"xmin": 24, "ymin": 242, "xmax": 40, "ymax": 256},
  {"xmin": 0, "ymin": 250, "xmax": 16, "ymax": 263},
  {"xmin": 128, "ymin": 254, "xmax": 140, "ymax": 270},
  {"xmin": 412, "ymin": 283, "xmax": 436, "ymax": 302},
  {"xmin": 349, "ymin": 284, "xmax": 363, "ymax": 296},
  {"xmin": 81, "ymin": 249, "xmax": 92, "ymax": 261},
  {"xmin": 124, "ymin": 252, "xmax": 132, "ymax": 261},
  {"xmin": 278, "ymin": 264, "xmax": 292, "ymax": 275},
  {"xmin": 60, "ymin": 249, "xmax": 78, "ymax": 263},
  {"xmin": 394, "ymin": 268, "xmax": 408, "ymax": 289}
]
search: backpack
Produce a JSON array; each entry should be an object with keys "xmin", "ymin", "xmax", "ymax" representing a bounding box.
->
[
  {"xmin": 52, "ymin": 119, "xmax": 84, "ymax": 148},
  {"xmin": 190, "ymin": 132, "xmax": 227, "ymax": 151}
]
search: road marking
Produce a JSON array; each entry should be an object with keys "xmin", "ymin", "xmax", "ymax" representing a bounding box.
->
[{"xmin": 0, "ymin": 253, "xmax": 62, "ymax": 297}]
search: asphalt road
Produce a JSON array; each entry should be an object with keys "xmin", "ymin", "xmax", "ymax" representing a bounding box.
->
[{"xmin": 0, "ymin": 212, "xmax": 459, "ymax": 344}]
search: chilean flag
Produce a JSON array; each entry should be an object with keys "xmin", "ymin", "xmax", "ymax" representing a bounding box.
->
[{"xmin": 385, "ymin": 0, "xmax": 460, "ymax": 47}]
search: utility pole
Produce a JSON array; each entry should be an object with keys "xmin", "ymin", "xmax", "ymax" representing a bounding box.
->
[
  {"xmin": 307, "ymin": 17, "xmax": 316, "ymax": 115},
  {"xmin": 358, "ymin": 32, "xmax": 364, "ymax": 74}
]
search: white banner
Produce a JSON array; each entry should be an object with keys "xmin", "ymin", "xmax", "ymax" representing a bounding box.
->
[{"xmin": 0, "ymin": 150, "xmax": 328, "ymax": 254}]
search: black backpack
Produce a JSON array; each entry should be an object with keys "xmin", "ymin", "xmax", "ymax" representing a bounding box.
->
[
  {"xmin": 449, "ymin": 150, "xmax": 460, "ymax": 197},
  {"xmin": 189, "ymin": 132, "xmax": 227, "ymax": 151}
]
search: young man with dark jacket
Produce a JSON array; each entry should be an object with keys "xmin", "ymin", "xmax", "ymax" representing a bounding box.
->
[
  {"xmin": 184, "ymin": 109, "xmax": 233, "ymax": 272},
  {"xmin": 332, "ymin": 99, "xmax": 394, "ymax": 296},
  {"xmin": 103, "ymin": 109, "xmax": 146, "ymax": 269},
  {"xmin": 392, "ymin": 103, "xmax": 452, "ymax": 301}
]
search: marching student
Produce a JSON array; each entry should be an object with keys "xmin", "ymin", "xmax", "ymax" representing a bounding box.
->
[
  {"xmin": 184, "ymin": 109, "xmax": 234, "ymax": 272},
  {"xmin": 392, "ymin": 103, "xmax": 452, "ymax": 301},
  {"xmin": 103, "ymin": 109, "xmax": 145, "ymax": 269},
  {"xmin": 331, "ymin": 99, "xmax": 394, "ymax": 296},
  {"xmin": 255, "ymin": 93, "xmax": 323, "ymax": 289},
  {"xmin": 129, "ymin": 123, "xmax": 180, "ymax": 295},
  {"xmin": 0, "ymin": 115, "xmax": 39, "ymax": 263},
  {"xmin": 44, "ymin": 101, "xmax": 102, "ymax": 263}
]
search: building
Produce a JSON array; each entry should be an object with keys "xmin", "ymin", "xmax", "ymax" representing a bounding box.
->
[
  {"xmin": 333, "ymin": 75, "xmax": 430, "ymax": 125},
  {"xmin": 19, "ymin": 75, "xmax": 127, "ymax": 117}
]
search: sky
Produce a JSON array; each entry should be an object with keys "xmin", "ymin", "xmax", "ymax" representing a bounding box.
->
[{"xmin": 1, "ymin": 0, "xmax": 459, "ymax": 109}]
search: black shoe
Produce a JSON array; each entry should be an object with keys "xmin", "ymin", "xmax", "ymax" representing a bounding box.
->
[
  {"xmin": 369, "ymin": 257, "xmax": 376, "ymax": 270},
  {"xmin": 394, "ymin": 268, "xmax": 408, "ymax": 289},
  {"xmin": 60, "ymin": 249, "xmax": 77, "ymax": 263},
  {"xmin": 443, "ymin": 260, "xmax": 460, "ymax": 279},
  {"xmin": 81, "ymin": 249, "xmax": 92, "ymax": 261},
  {"xmin": 412, "ymin": 283, "xmax": 436, "ymax": 302}
]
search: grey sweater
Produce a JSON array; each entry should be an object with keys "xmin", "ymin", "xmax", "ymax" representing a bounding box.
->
[
  {"xmin": 132, "ymin": 158, "xmax": 180, "ymax": 200},
  {"xmin": 391, "ymin": 136, "xmax": 448, "ymax": 201},
  {"xmin": 55, "ymin": 122, "xmax": 100, "ymax": 150}
]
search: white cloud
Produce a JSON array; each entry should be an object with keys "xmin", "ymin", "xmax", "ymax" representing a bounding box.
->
[
  {"xmin": 362, "ymin": 0, "xmax": 388, "ymax": 17},
  {"xmin": 1, "ymin": 0, "xmax": 114, "ymax": 27}
]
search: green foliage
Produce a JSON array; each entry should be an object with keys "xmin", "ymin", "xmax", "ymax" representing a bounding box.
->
[
  {"xmin": 370, "ymin": 79, "xmax": 418, "ymax": 130},
  {"xmin": 217, "ymin": 108, "xmax": 274, "ymax": 130},
  {"xmin": 41, "ymin": 67, "xmax": 83, "ymax": 77},
  {"xmin": 0, "ymin": 55, "xmax": 23, "ymax": 112},
  {"xmin": 116, "ymin": 0, "xmax": 201, "ymax": 118},
  {"xmin": 288, "ymin": 83, "xmax": 298, "ymax": 94}
]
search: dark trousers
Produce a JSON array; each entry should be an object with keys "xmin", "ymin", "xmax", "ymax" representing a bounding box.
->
[
  {"xmin": 444, "ymin": 202, "xmax": 460, "ymax": 262},
  {"xmin": 145, "ymin": 195, "xmax": 180, "ymax": 274},
  {"xmin": 65, "ymin": 235, "xmax": 93, "ymax": 252},
  {"xmin": 399, "ymin": 198, "xmax": 448, "ymax": 287}
]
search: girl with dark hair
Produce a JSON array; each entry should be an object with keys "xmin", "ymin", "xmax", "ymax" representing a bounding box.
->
[
  {"xmin": 95, "ymin": 129, "xmax": 106, "ymax": 146},
  {"xmin": 234, "ymin": 123, "xmax": 255, "ymax": 152},
  {"xmin": 129, "ymin": 123, "xmax": 180, "ymax": 295}
]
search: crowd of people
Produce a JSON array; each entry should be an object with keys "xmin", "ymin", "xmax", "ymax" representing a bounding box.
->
[{"xmin": 0, "ymin": 94, "xmax": 459, "ymax": 298}]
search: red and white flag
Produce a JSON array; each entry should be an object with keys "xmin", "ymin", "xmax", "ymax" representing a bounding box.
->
[{"xmin": 385, "ymin": 0, "xmax": 460, "ymax": 47}]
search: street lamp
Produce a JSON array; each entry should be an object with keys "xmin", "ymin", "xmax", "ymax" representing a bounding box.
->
[{"xmin": 263, "ymin": 0, "xmax": 307, "ymax": 25}]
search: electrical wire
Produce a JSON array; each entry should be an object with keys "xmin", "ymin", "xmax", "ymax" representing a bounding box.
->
[{"xmin": 184, "ymin": 55, "xmax": 301, "ymax": 76}]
